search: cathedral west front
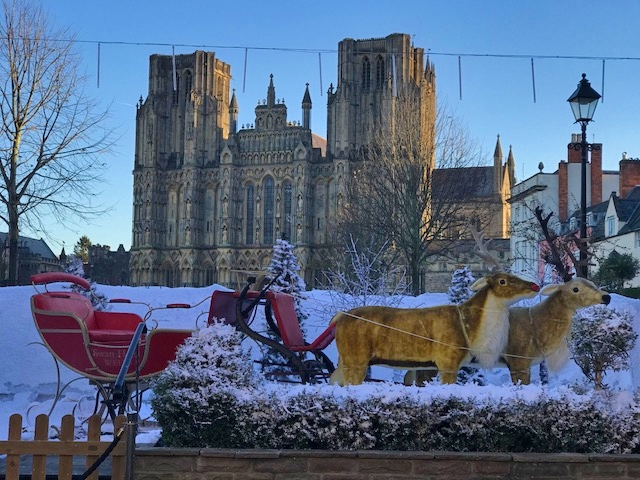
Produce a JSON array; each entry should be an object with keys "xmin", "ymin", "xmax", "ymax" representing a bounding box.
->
[{"xmin": 129, "ymin": 33, "xmax": 436, "ymax": 288}]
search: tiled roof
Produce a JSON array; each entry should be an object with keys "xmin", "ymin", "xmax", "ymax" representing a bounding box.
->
[{"xmin": 0, "ymin": 232, "xmax": 57, "ymax": 260}]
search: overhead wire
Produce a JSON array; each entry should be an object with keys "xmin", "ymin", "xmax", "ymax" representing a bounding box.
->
[{"xmin": 36, "ymin": 35, "xmax": 640, "ymax": 62}]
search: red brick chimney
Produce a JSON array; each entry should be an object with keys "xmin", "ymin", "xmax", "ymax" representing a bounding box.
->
[
  {"xmin": 619, "ymin": 154, "xmax": 640, "ymax": 198},
  {"xmin": 567, "ymin": 133, "xmax": 582, "ymax": 164},
  {"xmin": 558, "ymin": 161, "xmax": 568, "ymax": 221},
  {"xmin": 565, "ymin": 133, "xmax": 603, "ymax": 211}
]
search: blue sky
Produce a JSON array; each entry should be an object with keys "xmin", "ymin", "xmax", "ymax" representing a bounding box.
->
[{"xmin": 36, "ymin": 0, "xmax": 640, "ymax": 253}]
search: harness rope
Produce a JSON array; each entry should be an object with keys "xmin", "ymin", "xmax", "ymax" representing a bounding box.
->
[{"xmin": 337, "ymin": 308, "xmax": 541, "ymax": 361}]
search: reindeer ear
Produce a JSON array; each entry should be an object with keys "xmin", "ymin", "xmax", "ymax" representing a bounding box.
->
[
  {"xmin": 540, "ymin": 284, "xmax": 560, "ymax": 296},
  {"xmin": 470, "ymin": 277, "xmax": 488, "ymax": 292}
]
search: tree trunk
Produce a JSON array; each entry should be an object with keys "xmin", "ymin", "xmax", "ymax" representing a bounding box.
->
[
  {"xmin": 594, "ymin": 368, "xmax": 603, "ymax": 390},
  {"xmin": 411, "ymin": 261, "xmax": 421, "ymax": 296},
  {"xmin": 8, "ymin": 134, "xmax": 19, "ymax": 286}
]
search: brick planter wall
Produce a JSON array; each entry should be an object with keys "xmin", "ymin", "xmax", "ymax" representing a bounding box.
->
[{"xmin": 134, "ymin": 448, "xmax": 640, "ymax": 479}]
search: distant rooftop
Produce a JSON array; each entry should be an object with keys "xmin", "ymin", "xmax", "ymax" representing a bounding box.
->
[{"xmin": 0, "ymin": 233, "xmax": 57, "ymax": 261}]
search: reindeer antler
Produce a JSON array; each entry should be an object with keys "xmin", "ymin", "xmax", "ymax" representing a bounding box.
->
[{"xmin": 470, "ymin": 225, "xmax": 504, "ymax": 272}]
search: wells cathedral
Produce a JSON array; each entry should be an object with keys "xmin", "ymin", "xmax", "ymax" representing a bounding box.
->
[{"xmin": 129, "ymin": 33, "xmax": 512, "ymax": 289}]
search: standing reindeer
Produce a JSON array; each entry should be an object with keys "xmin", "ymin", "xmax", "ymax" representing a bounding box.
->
[
  {"xmin": 330, "ymin": 271, "xmax": 540, "ymax": 385},
  {"xmin": 406, "ymin": 228, "xmax": 611, "ymax": 386},
  {"xmin": 503, "ymin": 278, "xmax": 610, "ymax": 384}
]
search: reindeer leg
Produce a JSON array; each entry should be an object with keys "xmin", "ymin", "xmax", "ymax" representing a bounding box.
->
[
  {"xmin": 437, "ymin": 350, "xmax": 468, "ymax": 384},
  {"xmin": 439, "ymin": 370, "xmax": 458, "ymax": 384},
  {"xmin": 405, "ymin": 366, "xmax": 438, "ymax": 386},
  {"xmin": 403, "ymin": 370, "xmax": 416, "ymax": 386},
  {"xmin": 340, "ymin": 364, "xmax": 368, "ymax": 385},
  {"xmin": 506, "ymin": 360, "xmax": 532, "ymax": 385},
  {"xmin": 329, "ymin": 364, "xmax": 345, "ymax": 385}
]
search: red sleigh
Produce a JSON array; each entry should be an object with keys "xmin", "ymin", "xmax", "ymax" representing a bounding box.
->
[
  {"xmin": 30, "ymin": 272, "xmax": 336, "ymax": 418},
  {"xmin": 30, "ymin": 272, "xmax": 194, "ymax": 418}
]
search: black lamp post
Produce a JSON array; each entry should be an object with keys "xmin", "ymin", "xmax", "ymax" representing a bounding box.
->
[{"xmin": 567, "ymin": 73, "xmax": 601, "ymax": 278}]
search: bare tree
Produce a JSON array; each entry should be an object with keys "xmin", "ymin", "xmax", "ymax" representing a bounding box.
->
[
  {"xmin": 340, "ymin": 86, "xmax": 490, "ymax": 294},
  {"xmin": 0, "ymin": 0, "xmax": 115, "ymax": 284}
]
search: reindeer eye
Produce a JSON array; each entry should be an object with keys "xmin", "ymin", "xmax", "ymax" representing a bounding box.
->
[
  {"xmin": 573, "ymin": 287, "xmax": 579, "ymax": 293},
  {"xmin": 499, "ymin": 279, "xmax": 506, "ymax": 285}
]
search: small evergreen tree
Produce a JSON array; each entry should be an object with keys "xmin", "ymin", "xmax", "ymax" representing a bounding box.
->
[
  {"xmin": 448, "ymin": 266, "xmax": 475, "ymax": 305},
  {"xmin": 267, "ymin": 238, "xmax": 307, "ymax": 323},
  {"xmin": 64, "ymin": 254, "xmax": 109, "ymax": 311},
  {"xmin": 593, "ymin": 250, "xmax": 640, "ymax": 292},
  {"xmin": 258, "ymin": 239, "xmax": 308, "ymax": 379},
  {"xmin": 73, "ymin": 235, "xmax": 92, "ymax": 263},
  {"xmin": 569, "ymin": 305, "xmax": 638, "ymax": 390}
]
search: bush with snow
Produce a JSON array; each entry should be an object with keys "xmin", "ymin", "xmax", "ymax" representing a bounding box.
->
[
  {"xmin": 152, "ymin": 381, "xmax": 640, "ymax": 452},
  {"xmin": 151, "ymin": 322, "xmax": 262, "ymax": 447},
  {"xmin": 569, "ymin": 305, "xmax": 638, "ymax": 390}
]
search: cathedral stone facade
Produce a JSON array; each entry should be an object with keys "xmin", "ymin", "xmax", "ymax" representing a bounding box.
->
[{"xmin": 129, "ymin": 34, "xmax": 436, "ymax": 288}]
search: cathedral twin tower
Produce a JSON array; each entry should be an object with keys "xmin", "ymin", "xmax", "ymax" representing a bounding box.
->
[{"xmin": 130, "ymin": 33, "xmax": 436, "ymax": 288}]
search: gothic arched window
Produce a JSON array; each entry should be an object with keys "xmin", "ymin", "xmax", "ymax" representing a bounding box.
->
[
  {"xmin": 283, "ymin": 181, "xmax": 292, "ymax": 241},
  {"xmin": 246, "ymin": 184, "xmax": 255, "ymax": 245},
  {"xmin": 376, "ymin": 55, "xmax": 385, "ymax": 89},
  {"xmin": 173, "ymin": 74, "xmax": 180, "ymax": 104},
  {"xmin": 184, "ymin": 70, "xmax": 192, "ymax": 100},
  {"xmin": 263, "ymin": 177, "xmax": 274, "ymax": 245},
  {"xmin": 362, "ymin": 57, "xmax": 371, "ymax": 91}
]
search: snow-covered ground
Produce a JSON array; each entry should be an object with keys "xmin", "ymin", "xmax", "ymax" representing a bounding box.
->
[{"xmin": 1, "ymin": 280, "xmax": 640, "ymax": 443}]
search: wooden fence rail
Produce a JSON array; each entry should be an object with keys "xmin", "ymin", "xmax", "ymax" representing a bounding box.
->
[{"xmin": 0, "ymin": 414, "xmax": 127, "ymax": 480}]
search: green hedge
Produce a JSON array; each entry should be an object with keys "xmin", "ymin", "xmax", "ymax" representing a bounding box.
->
[{"xmin": 151, "ymin": 386, "xmax": 640, "ymax": 453}]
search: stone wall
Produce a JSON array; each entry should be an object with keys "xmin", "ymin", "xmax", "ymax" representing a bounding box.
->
[{"xmin": 135, "ymin": 448, "xmax": 640, "ymax": 479}]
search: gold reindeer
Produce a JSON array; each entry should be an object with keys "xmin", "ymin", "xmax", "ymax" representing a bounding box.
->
[
  {"xmin": 329, "ymin": 272, "xmax": 540, "ymax": 385},
  {"xmin": 504, "ymin": 278, "xmax": 610, "ymax": 384},
  {"xmin": 406, "ymin": 229, "xmax": 612, "ymax": 386}
]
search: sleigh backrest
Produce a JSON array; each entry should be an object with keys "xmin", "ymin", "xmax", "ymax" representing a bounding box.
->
[
  {"xmin": 32, "ymin": 290, "xmax": 96, "ymax": 331},
  {"xmin": 208, "ymin": 289, "xmax": 263, "ymax": 326},
  {"xmin": 269, "ymin": 292, "xmax": 305, "ymax": 348}
]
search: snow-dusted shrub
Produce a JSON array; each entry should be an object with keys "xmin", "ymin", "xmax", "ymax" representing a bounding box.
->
[
  {"xmin": 151, "ymin": 322, "xmax": 262, "ymax": 447},
  {"xmin": 241, "ymin": 393, "xmax": 377, "ymax": 450},
  {"xmin": 569, "ymin": 305, "xmax": 638, "ymax": 390},
  {"xmin": 157, "ymin": 383, "xmax": 640, "ymax": 453}
]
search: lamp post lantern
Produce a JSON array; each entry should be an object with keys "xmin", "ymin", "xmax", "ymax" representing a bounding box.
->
[{"xmin": 567, "ymin": 73, "xmax": 601, "ymax": 278}]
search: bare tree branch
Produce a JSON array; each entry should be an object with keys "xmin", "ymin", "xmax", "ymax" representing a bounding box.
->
[
  {"xmin": 0, "ymin": 0, "xmax": 117, "ymax": 283},
  {"xmin": 534, "ymin": 206, "xmax": 575, "ymax": 282},
  {"xmin": 340, "ymin": 85, "xmax": 492, "ymax": 294}
]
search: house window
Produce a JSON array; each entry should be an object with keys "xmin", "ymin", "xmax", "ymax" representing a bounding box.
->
[
  {"xmin": 570, "ymin": 217, "xmax": 578, "ymax": 231},
  {"xmin": 635, "ymin": 231, "xmax": 640, "ymax": 248},
  {"xmin": 586, "ymin": 212, "xmax": 592, "ymax": 227},
  {"xmin": 607, "ymin": 216, "xmax": 615, "ymax": 236}
]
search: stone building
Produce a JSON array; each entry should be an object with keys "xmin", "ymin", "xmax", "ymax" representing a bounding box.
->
[
  {"xmin": 129, "ymin": 34, "xmax": 436, "ymax": 288},
  {"xmin": 0, "ymin": 233, "xmax": 61, "ymax": 285}
]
